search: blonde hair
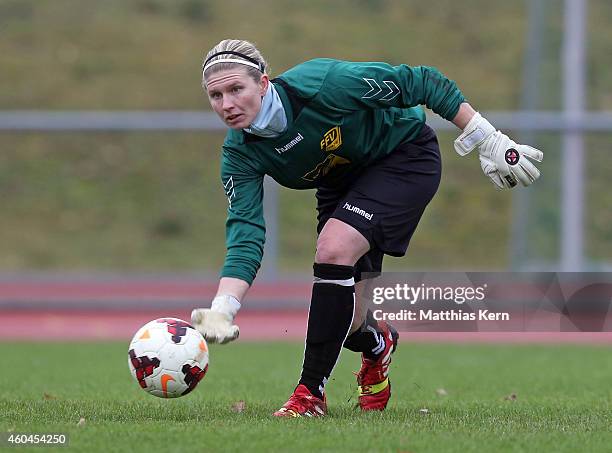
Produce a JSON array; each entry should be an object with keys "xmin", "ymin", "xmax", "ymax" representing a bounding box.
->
[{"xmin": 202, "ymin": 39, "xmax": 269, "ymax": 88}]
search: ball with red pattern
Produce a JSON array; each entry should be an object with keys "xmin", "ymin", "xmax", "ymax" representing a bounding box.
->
[{"xmin": 127, "ymin": 318, "xmax": 209, "ymax": 398}]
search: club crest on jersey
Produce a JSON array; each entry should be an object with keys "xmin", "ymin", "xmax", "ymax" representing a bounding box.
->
[{"xmin": 320, "ymin": 126, "xmax": 342, "ymax": 152}]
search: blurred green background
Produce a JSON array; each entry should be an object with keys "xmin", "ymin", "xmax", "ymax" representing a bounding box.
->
[{"xmin": 1, "ymin": 0, "xmax": 611, "ymax": 274}]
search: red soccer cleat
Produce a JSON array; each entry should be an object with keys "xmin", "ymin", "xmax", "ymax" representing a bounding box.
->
[
  {"xmin": 273, "ymin": 384, "xmax": 328, "ymax": 418},
  {"xmin": 355, "ymin": 321, "xmax": 399, "ymax": 411}
]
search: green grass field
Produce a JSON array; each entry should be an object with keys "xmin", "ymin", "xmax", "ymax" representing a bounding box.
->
[{"xmin": 1, "ymin": 342, "xmax": 611, "ymax": 452}]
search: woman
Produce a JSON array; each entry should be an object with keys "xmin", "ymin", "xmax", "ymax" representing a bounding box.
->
[{"xmin": 191, "ymin": 39, "xmax": 543, "ymax": 417}]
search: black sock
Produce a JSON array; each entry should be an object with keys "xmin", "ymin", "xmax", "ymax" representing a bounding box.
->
[
  {"xmin": 299, "ymin": 263, "xmax": 355, "ymax": 400},
  {"xmin": 343, "ymin": 309, "xmax": 385, "ymax": 360}
]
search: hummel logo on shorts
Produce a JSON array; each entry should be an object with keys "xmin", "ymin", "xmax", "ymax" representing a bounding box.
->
[{"xmin": 343, "ymin": 202, "xmax": 373, "ymax": 220}]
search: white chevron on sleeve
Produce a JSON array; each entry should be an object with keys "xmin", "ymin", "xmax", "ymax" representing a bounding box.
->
[
  {"xmin": 223, "ymin": 176, "xmax": 235, "ymax": 208},
  {"xmin": 361, "ymin": 78, "xmax": 382, "ymax": 99},
  {"xmin": 380, "ymin": 80, "xmax": 400, "ymax": 101},
  {"xmin": 362, "ymin": 78, "xmax": 400, "ymax": 102}
]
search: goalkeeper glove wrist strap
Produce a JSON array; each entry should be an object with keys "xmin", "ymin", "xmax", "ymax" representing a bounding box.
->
[
  {"xmin": 211, "ymin": 294, "xmax": 241, "ymax": 318},
  {"xmin": 454, "ymin": 112, "xmax": 496, "ymax": 156}
]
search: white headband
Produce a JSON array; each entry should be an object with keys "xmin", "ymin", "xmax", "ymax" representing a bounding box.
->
[{"xmin": 202, "ymin": 58, "xmax": 262, "ymax": 73}]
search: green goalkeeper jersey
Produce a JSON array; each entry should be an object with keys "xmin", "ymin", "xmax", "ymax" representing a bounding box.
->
[{"xmin": 219, "ymin": 58, "xmax": 466, "ymax": 283}]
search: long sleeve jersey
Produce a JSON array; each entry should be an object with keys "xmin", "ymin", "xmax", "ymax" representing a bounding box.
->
[{"xmin": 218, "ymin": 58, "xmax": 466, "ymax": 283}]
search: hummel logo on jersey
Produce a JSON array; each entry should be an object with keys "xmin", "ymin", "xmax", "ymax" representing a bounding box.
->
[
  {"xmin": 320, "ymin": 126, "xmax": 342, "ymax": 152},
  {"xmin": 275, "ymin": 133, "xmax": 304, "ymax": 154},
  {"xmin": 343, "ymin": 202, "xmax": 373, "ymax": 220}
]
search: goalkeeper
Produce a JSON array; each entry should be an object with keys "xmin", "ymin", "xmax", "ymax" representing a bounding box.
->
[{"xmin": 192, "ymin": 39, "xmax": 543, "ymax": 417}]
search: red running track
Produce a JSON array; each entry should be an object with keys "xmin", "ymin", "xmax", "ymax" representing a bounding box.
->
[
  {"xmin": 2, "ymin": 278, "xmax": 612, "ymax": 344},
  {"xmin": 0, "ymin": 310, "xmax": 307, "ymax": 342},
  {"xmin": 0, "ymin": 280, "xmax": 311, "ymax": 303},
  {"xmin": 3, "ymin": 309, "xmax": 612, "ymax": 344}
]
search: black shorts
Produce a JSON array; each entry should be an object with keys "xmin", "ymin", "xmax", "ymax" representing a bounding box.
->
[{"xmin": 316, "ymin": 124, "xmax": 441, "ymax": 282}]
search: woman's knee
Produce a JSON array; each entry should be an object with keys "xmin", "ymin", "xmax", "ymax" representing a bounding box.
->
[
  {"xmin": 315, "ymin": 237, "xmax": 353, "ymax": 264},
  {"xmin": 315, "ymin": 218, "xmax": 370, "ymax": 265}
]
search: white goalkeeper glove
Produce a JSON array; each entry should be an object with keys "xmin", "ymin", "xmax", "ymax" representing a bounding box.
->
[
  {"xmin": 191, "ymin": 295, "xmax": 240, "ymax": 344},
  {"xmin": 454, "ymin": 112, "xmax": 543, "ymax": 189}
]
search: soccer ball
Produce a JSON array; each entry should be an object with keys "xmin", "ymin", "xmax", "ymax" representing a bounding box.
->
[{"xmin": 127, "ymin": 318, "xmax": 209, "ymax": 398}]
